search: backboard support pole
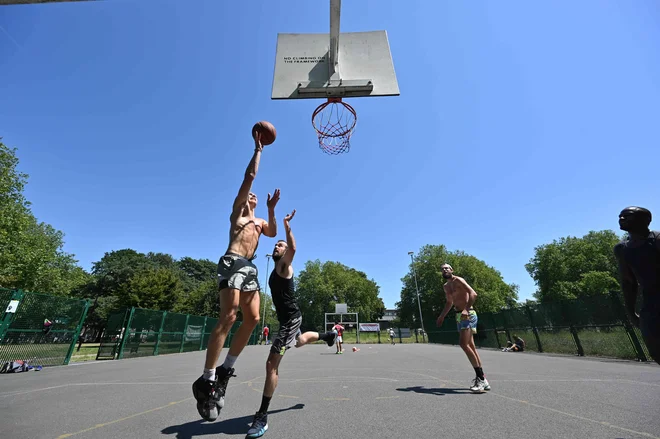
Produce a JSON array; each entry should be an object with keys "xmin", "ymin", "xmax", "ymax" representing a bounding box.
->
[{"xmin": 329, "ymin": 0, "xmax": 341, "ymax": 82}]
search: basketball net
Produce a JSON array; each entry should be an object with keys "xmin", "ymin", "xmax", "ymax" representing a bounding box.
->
[{"xmin": 311, "ymin": 98, "xmax": 357, "ymax": 155}]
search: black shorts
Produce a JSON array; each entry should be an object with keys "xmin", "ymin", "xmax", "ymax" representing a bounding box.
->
[{"xmin": 271, "ymin": 314, "xmax": 302, "ymax": 356}]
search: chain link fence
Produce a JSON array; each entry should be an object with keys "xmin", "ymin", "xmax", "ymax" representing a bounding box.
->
[
  {"xmin": 0, "ymin": 289, "xmax": 90, "ymax": 366},
  {"xmin": 1, "ymin": 288, "xmax": 261, "ymax": 366},
  {"xmin": 98, "ymin": 307, "xmax": 260, "ymax": 361},
  {"xmin": 426, "ymin": 291, "xmax": 651, "ymax": 362}
]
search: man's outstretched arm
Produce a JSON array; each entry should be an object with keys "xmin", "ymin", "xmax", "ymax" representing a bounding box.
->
[
  {"xmin": 233, "ymin": 133, "xmax": 263, "ymax": 210},
  {"xmin": 280, "ymin": 210, "xmax": 297, "ymax": 267},
  {"xmin": 261, "ymin": 189, "xmax": 280, "ymax": 238}
]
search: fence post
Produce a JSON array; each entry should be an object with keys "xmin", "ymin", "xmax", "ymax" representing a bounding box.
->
[
  {"xmin": 0, "ymin": 289, "xmax": 25, "ymax": 342},
  {"xmin": 180, "ymin": 314, "xmax": 190, "ymax": 353},
  {"xmin": 377, "ymin": 330, "xmax": 381, "ymax": 344},
  {"xmin": 525, "ymin": 305, "xmax": 543, "ymax": 353},
  {"xmin": 117, "ymin": 307, "xmax": 136, "ymax": 360},
  {"xmin": 610, "ymin": 291, "xmax": 647, "ymax": 362},
  {"xmin": 486, "ymin": 313, "xmax": 502, "ymax": 349},
  {"xmin": 560, "ymin": 301, "xmax": 584, "ymax": 356},
  {"xmin": 153, "ymin": 311, "xmax": 168, "ymax": 356},
  {"xmin": 199, "ymin": 316, "xmax": 208, "ymax": 351},
  {"xmin": 64, "ymin": 299, "xmax": 91, "ymax": 365}
]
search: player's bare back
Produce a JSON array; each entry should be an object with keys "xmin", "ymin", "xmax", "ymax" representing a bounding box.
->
[{"xmin": 444, "ymin": 277, "xmax": 472, "ymax": 312}]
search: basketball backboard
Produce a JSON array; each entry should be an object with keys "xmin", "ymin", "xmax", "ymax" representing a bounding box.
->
[
  {"xmin": 271, "ymin": 0, "xmax": 399, "ymax": 154},
  {"xmin": 271, "ymin": 0, "xmax": 399, "ymax": 100},
  {"xmin": 271, "ymin": 31, "xmax": 400, "ymax": 99}
]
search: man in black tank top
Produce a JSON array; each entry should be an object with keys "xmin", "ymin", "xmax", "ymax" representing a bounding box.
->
[
  {"xmin": 246, "ymin": 209, "xmax": 338, "ymax": 439},
  {"xmin": 613, "ymin": 206, "xmax": 660, "ymax": 365}
]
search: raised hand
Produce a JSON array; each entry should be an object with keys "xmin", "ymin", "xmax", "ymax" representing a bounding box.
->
[
  {"xmin": 253, "ymin": 130, "xmax": 263, "ymax": 151},
  {"xmin": 266, "ymin": 188, "xmax": 280, "ymax": 210},
  {"xmin": 284, "ymin": 209, "xmax": 296, "ymax": 225}
]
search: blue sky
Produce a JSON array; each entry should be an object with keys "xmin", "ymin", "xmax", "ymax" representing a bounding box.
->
[{"xmin": 1, "ymin": 0, "xmax": 659, "ymax": 309}]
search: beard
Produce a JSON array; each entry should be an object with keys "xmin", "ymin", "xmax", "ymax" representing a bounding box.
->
[
  {"xmin": 272, "ymin": 253, "xmax": 282, "ymax": 262},
  {"xmin": 442, "ymin": 273, "xmax": 452, "ymax": 279}
]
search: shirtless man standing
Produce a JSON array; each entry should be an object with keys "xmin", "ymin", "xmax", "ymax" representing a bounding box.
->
[
  {"xmin": 192, "ymin": 130, "xmax": 280, "ymax": 422},
  {"xmin": 614, "ymin": 206, "xmax": 660, "ymax": 365},
  {"xmin": 436, "ymin": 264, "xmax": 491, "ymax": 393}
]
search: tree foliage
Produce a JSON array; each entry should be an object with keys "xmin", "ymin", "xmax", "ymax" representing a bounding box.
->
[
  {"xmin": 525, "ymin": 230, "xmax": 622, "ymax": 302},
  {"xmin": 294, "ymin": 260, "xmax": 385, "ymax": 331},
  {"xmin": 0, "ymin": 141, "xmax": 87, "ymax": 295},
  {"xmin": 396, "ymin": 245, "xmax": 519, "ymax": 329}
]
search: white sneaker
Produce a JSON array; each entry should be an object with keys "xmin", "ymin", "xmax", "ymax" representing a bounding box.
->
[
  {"xmin": 482, "ymin": 378, "xmax": 491, "ymax": 391},
  {"xmin": 469, "ymin": 378, "xmax": 486, "ymax": 393}
]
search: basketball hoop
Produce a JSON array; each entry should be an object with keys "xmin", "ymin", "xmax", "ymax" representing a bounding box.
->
[{"xmin": 311, "ymin": 98, "xmax": 357, "ymax": 155}]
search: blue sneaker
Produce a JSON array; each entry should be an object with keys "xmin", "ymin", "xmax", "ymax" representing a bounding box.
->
[{"xmin": 246, "ymin": 411, "xmax": 268, "ymax": 438}]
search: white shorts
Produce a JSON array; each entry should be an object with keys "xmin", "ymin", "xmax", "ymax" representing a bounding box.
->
[{"xmin": 337, "ymin": 336, "xmax": 343, "ymax": 343}]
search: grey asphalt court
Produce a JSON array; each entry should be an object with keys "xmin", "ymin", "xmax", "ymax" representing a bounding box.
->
[{"xmin": 1, "ymin": 343, "xmax": 659, "ymax": 439}]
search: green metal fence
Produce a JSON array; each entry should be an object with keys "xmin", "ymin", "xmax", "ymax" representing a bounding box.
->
[
  {"xmin": 98, "ymin": 307, "xmax": 260, "ymax": 361},
  {"xmin": 427, "ymin": 291, "xmax": 651, "ymax": 362},
  {"xmin": 1, "ymin": 287, "xmax": 262, "ymax": 366},
  {"xmin": 0, "ymin": 288, "xmax": 90, "ymax": 366}
]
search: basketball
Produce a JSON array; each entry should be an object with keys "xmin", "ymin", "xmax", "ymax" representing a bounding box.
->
[{"xmin": 252, "ymin": 121, "xmax": 277, "ymax": 146}]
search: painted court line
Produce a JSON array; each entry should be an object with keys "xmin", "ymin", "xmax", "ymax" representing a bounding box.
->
[
  {"xmin": 0, "ymin": 382, "xmax": 194, "ymax": 398},
  {"xmin": 395, "ymin": 369, "xmax": 659, "ymax": 439},
  {"xmin": 56, "ymin": 398, "xmax": 192, "ymax": 439},
  {"xmin": 54, "ymin": 379, "xmax": 257, "ymax": 438}
]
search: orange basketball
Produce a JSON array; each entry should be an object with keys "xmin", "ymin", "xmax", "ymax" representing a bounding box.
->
[{"xmin": 252, "ymin": 121, "xmax": 277, "ymax": 146}]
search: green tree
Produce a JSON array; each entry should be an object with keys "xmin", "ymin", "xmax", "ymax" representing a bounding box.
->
[
  {"xmin": 525, "ymin": 230, "xmax": 621, "ymax": 302},
  {"xmin": 0, "ymin": 140, "xmax": 87, "ymax": 295},
  {"xmin": 294, "ymin": 260, "xmax": 385, "ymax": 331},
  {"xmin": 396, "ymin": 245, "xmax": 519, "ymax": 329},
  {"xmin": 117, "ymin": 267, "xmax": 183, "ymax": 310}
]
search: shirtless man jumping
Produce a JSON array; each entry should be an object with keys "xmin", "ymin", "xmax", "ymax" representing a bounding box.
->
[
  {"xmin": 192, "ymin": 130, "xmax": 279, "ymax": 422},
  {"xmin": 436, "ymin": 264, "xmax": 491, "ymax": 393}
]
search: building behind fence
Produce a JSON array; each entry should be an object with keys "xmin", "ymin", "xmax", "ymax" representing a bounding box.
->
[
  {"xmin": 0, "ymin": 288, "xmax": 259, "ymax": 367},
  {"xmin": 426, "ymin": 290, "xmax": 651, "ymax": 362}
]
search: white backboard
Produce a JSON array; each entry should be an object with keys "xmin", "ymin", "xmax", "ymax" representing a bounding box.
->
[
  {"xmin": 271, "ymin": 31, "xmax": 400, "ymax": 99},
  {"xmin": 335, "ymin": 303, "xmax": 348, "ymax": 314}
]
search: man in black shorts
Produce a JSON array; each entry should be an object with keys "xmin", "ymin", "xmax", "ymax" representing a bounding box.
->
[
  {"xmin": 614, "ymin": 206, "xmax": 660, "ymax": 365},
  {"xmin": 246, "ymin": 209, "xmax": 337, "ymax": 438}
]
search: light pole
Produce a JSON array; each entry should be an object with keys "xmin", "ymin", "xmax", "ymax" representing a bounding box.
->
[
  {"xmin": 408, "ymin": 251, "xmax": 426, "ymax": 342},
  {"xmin": 261, "ymin": 254, "xmax": 272, "ymax": 342}
]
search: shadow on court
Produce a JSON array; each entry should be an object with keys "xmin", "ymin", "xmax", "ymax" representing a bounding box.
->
[
  {"xmin": 396, "ymin": 386, "xmax": 475, "ymax": 396},
  {"xmin": 161, "ymin": 404, "xmax": 305, "ymax": 438}
]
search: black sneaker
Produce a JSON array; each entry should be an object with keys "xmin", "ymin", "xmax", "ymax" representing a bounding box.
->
[
  {"xmin": 326, "ymin": 331, "xmax": 337, "ymax": 347},
  {"xmin": 192, "ymin": 376, "xmax": 219, "ymax": 422},
  {"xmin": 214, "ymin": 365, "xmax": 236, "ymax": 410},
  {"xmin": 246, "ymin": 411, "xmax": 268, "ymax": 438}
]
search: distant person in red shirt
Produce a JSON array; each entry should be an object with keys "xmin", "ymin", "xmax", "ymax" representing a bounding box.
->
[
  {"xmin": 262, "ymin": 326, "xmax": 269, "ymax": 345},
  {"xmin": 332, "ymin": 322, "xmax": 345, "ymax": 354}
]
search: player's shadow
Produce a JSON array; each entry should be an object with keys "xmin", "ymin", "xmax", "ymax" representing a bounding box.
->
[
  {"xmin": 161, "ymin": 404, "xmax": 305, "ymax": 438},
  {"xmin": 396, "ymin": 386, "xmax": 475, "ymax": 396}
]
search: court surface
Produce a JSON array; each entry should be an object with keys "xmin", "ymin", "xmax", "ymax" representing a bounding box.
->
[{"xmin": 1, "ymin": 343, "xmax": 659, "ymax": 439}]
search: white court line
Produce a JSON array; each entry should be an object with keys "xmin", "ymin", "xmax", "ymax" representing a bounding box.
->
[
  {"xmin": 0, "ymin": 384, "xmax": 72, "ymax": 398},
  {"xmin": 0, "ymin": 382, "xmax": 190, "ymax": 398},
  {"xmin": 389, "ymin": 368, "xmax": 659, "ymax": 439}
]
